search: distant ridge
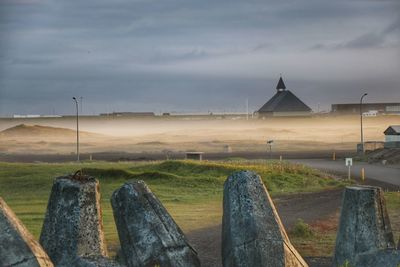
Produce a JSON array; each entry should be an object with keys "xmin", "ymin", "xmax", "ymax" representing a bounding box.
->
[{"xmin": 0, "ymin": 124, "xmax": 102, "ymax": 138}]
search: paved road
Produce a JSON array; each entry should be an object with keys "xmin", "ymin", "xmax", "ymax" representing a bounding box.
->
[
  {"xmin": 291, "ymin": 159, "xmax": 400, "ymax": 187},
  {"xmin": 0, "ymin": 150, "xmax": 354, "ymax": 163}
]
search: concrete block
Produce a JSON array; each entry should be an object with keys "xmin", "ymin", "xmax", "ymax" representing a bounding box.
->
[
  {"xmin": 39, "ymin": 174, "xmax": 108, "ymax": 266},
  {"xmin": 0, "ymin": 197, "xmax": 53, "ymax": 267},
  {"xmin": 111, "ymin": 180, "xmax": 200, "ymax": 267},
  {"xmin": 333, "ymin": 185, "xmax": 396, "ymax": 267},
  {"xmin": 72, "ymin": 256, "xmax": 122, "ymax": 267},
  {"xmin": 222, "ymin": 170, "xmax": 308, "ymax": 267},
  {"xmin": 354, "ymin": 249, "xmax": 400, "ymax": 267}
]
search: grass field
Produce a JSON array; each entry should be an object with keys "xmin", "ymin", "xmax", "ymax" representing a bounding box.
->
[
  {"xmin": 1, "ymin": 159, "xmax": 397, "ymax": 260},
  {"xmin": 0, "ymin": 160, "xmax": 345, "ymax": 253}
]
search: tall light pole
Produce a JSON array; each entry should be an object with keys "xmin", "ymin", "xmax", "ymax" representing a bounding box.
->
[
  {"xmin": 80, "ymin": 96, "xmax": 83, "ymax": 114},
  {"xmin": 246, "ymin": 98, "xmax": 249, "ymax": 120},
  {"xmin": 72, "ymin": 97, "xmax": 80, "ymax": 162},
  {"xmin": 360, "ymin": 93, "xmax": 368, "ymax": 154}
]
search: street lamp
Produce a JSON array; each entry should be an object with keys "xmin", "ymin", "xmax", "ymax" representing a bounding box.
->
[
  {"xmin": 360, "ymin": 93, "xmax": 368, "ymax": 154},
  {"xmin": 72, "ymin": 97, "xmax": 80, "ymax": 162}
]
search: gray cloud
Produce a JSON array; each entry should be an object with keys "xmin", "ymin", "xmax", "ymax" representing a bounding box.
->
[
  {"xmin": 0, "ymin": 0, "xmax": 399, "ymax": 115},
  {"xmin": 339, "ymin": 32, "xmax": 385, "ymax": 49},
  {"xmin": 309, "ymin": 16, "xmax": 400, "ymax": 51}
]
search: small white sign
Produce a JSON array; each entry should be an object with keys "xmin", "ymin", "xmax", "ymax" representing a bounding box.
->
[{"xmin": 345, "ymin": 158, "xmax": 353, "ymax": 166}]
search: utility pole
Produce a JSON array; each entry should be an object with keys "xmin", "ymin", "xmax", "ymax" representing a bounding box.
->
[
  {"xmin": 80, "ymin": 96, "xmax": 83, "ymax": 115},
  {"xmin": 72, "ymin": 97, "xmax": 80, "ymax": 162},
  {"xmin": 360, "ymin": 93, "xmax": 368, "ymax": 154}
]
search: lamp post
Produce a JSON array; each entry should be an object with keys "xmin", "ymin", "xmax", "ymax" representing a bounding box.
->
[
  {"xmin": 72, "ymin": 97, "xmax": 80, "ymax": 162},
  {"xmin": 360, "ymin": 93, "xmax": 368, "ymax": 154},
  {"xmin": 246, "ymin": 98, "xmax": 249, "ymax": 120}
]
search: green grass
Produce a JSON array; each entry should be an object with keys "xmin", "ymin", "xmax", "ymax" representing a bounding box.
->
[
  {"xmin": 385, "ymin": 191, "xmax": 400, "ymax": 242},
  {"xmin": 290, "ymin": 214, "xmax": 339, "ymax": 257},
  {"xmin": 0, "ymin": 159, "xmax": 347, "ymax": 254},
  {"xmin": 291, "ymin": 191, "xmax": 400, "ymax": 258}
]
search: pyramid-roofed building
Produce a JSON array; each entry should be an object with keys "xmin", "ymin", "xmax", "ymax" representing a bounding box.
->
[{"xmin": 257, "ymin": 76, "xmax": 312, "ymax": 117}]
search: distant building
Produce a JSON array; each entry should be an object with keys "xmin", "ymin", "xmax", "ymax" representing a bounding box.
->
[
  {"xmin": 185, "ymin": 152, "xmax": 204, "ymax": 161},
  {"xmin": 331, "ymin": 103, "xmax": 400, "ymax": 115},
  {"xmin": 13, "ymin": 114, "xmax": 41, "ymax": 118},
  {"xmin": 257, "ymin": 76, "xmax": 312, "ymax": 117},
  {"xmin": 99, "ymin": 112, "xmax": 155, "ymax": 117},
  {"xmin": 384, "ymin": 125, "xmax": 400, "ymax": 148},
  {"xmin": 363, "ymin": 141, "xmax": 384, "ymax": 152}
]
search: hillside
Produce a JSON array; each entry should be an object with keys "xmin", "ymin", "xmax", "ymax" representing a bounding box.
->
[
  {"xmin": 367, "ymin": 148, "xmax": 400, "ymax": 165},
  {"xmin": 0, "ymin": 124, "xmax": 103, "ymax": 139}
]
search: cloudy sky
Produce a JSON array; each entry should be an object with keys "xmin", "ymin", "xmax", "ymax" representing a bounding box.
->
[{"xmin": 0, "ymin": 0, "xmax": 399, "ymax": 115}]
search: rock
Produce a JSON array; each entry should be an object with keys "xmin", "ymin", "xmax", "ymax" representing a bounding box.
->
[
  {"xmin": 333, "ymin": 185, "xmax": 396, "ymax": 267},
  {"xmin": 222, "ymin": 170, "xmax": 308, "ymax": 267},
  {"xmin": 0, "ymin": 197, "xmax": 53, "ymax": 267},
  {"xmin": 354, "ymin": 249, "xmax": 400, "ymax": 267},
  {"xmin": 111, "ymin": 180, "xmax": 200, "ymax": 267},
  {"xmin": 39, "ymin": 174, "xmax": 108, "ymax": 266}
]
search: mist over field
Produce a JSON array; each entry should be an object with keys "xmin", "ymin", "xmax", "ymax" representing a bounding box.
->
[{"xmin": 0, "ymin": 115, "xmax": 398, "ymax": 155}]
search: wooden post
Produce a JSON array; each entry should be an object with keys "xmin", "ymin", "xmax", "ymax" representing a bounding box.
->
[{"xmin": 333, "ymin": 151, "xmax": 336, "ymax": 161}]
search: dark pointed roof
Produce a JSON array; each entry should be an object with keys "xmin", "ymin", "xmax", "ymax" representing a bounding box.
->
[
  {"xmin": 258, "ymin": 90, "xmax": 312, "ymax": 113},
  {"xmin": 276, "ymin": 77, "xmax": 286, "ymax": 90}
]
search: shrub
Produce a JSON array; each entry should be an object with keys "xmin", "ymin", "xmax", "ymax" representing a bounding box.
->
[{"xmin": 290, "ymin": 219, "xmax": 314, "ymax": 238}]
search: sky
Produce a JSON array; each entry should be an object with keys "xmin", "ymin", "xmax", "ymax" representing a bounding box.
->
[{"xmin": 0, "ymin": 0, "xmax": 399, "ymax": 115}]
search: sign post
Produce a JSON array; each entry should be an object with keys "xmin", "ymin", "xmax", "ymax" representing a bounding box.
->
[
  {"xmin": 345, "ymin": 158, "xmax": 353, "ymax": 180},
  {"xmin": 267, "ymin": 140, "xmax": 274, "ymax": 160}
]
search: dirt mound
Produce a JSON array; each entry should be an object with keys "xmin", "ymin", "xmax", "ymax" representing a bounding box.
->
[
  {"xmin": 0, "ymin": 124, "xmax": 102, "ymax": 139},
  {"xmin": 367, "ymin": 148, "xmax": 400, "ymax": 165}
]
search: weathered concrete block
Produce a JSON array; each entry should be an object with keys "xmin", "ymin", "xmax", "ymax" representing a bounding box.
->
[
  {"xmin": 333, "ymin": 185, "xmax": 396, "ymax": 267},
  {"xmin": 111, "ymin": 180, "xmax": 200, "ymax": 267},
  {"xmin": 0, "ymin": 197, "xmax": 53, "ymax": 267},
  {"xmin": 72, "ymin": 256, "xmax": 122, "ymax": 267},
  {"xmin": 354, "ymin": 249, "xmax": 400, "ymax": 267},
  {"xmin": 39, "ymin": 174, "xmax": 108, "ymax": 266},
  {"xmin": 222, "ymin": 170, "xmax": 308, "ymax": 267}
]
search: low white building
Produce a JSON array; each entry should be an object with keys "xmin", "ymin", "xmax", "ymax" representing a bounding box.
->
[{"xmin": 384, "ymin": 125, "xmax": 400, "ymax": 148}]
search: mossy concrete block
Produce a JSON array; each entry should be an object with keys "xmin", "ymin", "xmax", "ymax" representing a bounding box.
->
[
  {"xmin": 39, "ymin": 175, "xmax": 108, "ymax": 266},
  {"xmin": 333, "ymin": 185, "xmax": 396, "ymax": 267},
  {"xmin": 222, "ymin": 171, "xmax": 308, "ymax": 267},
  {"xmin": 111, "ymin": 180, "xmax": 200, "ymax": 267},
  {"xmin": 0, "ymin": 197, "xmax": 53, "ymax": 267}
]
